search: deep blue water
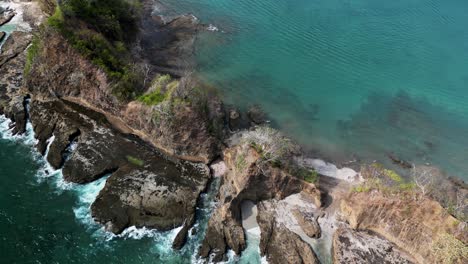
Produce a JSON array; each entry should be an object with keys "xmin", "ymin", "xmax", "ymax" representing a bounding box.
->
[{"xmin": 160, "ymin": 0, "xmax": 468, "ymax": 179}]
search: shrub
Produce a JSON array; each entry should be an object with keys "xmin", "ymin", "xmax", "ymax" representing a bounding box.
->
[
  {"xmin": 357, "ymin": 163, "xmax": 416, "ymax": 195},
  {"xmin": 46, "ymin": 1, "xmax": 143, "ymax": 101},
  {"xmin": 24, "ymin": 35, "xmax": 41, "ymax": 76},
  {"xmin": 138, "ymin": 91, "xmax": 166, "ymax": 106},
  {"xmin": 352, "ymin": 185, "xmax": 371, "ymax": 193},
  {"xmin": 431, "ymin": 233, "xmax": 468, "ymax": 264},
  {"xmin": 304, "ymin": 170, "xmax": 319, "ymax": 183},
  {"xmin": 235, "ymin": 153, "xmax": 247, "ymax": 171},
  {"xmin": 137, "ymin": 75, "xmax": 179, "ymax": 105},
  {"xmin": 126, "ymin": 155, "xmax": 144, "ymax": 167},
  {"xmin": 242, "ymin": 126, "xmax": 297, "ymax": 166}
]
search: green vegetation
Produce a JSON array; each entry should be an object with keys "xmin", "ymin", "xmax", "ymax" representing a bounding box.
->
[
  {"xmin": 431, "ymin": 233, "xmax": 468, "ymax": 264},
  {"xmin": 46, "ymin": 0, "xmax": 142, "ymax": 101},
  {"xmin": 24, "ymin": 35, "xmax": 41, "ymax": 76},
  {"xmin": 353, "ymin": 163, "xmax": 415, "ymax": 195},
  {"xmin": 292, "ymin": 167, "xmax": 319, "ymax": 184},
  {"xmin": 137, "ymin": 75, "xmax": 180, "ymax": 106},
  {"xmin": 138, "ymin": 91, "xmax": 167, "ymax": 106},
  {"xmin": 235, "ymin": 153, "xmax": 247, "ymax": 171},
  {"xmin": 126, "ymin": 155, "xmax": 144, "ymax": 167},
  {"xmin": 352, "ymin": 185, "xmax": 371, "ymax": 193},
  {"xmin": 304, "ymin": 170, "xmax": 319, "ymax": 183}
]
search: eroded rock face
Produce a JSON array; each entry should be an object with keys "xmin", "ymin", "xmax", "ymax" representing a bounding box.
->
[
  {"xmin": 199, "ymin": 144, "xmax": 321, "ymax": 261},
  {"xmin": 257, "ymin": 201, "xmax": 320, "ymax": 264},
  {"xmin": 340, "ymin": 191, "xmax": 467, "ymax": 264},
  {"xmin": 0, "ymin": 31, "xmax": 31, "ymax": 134},
  {"xmin": 0, "ymin": 7, "xmax": 15, "ymax": 26},
  {"xmin": 26, "ymin": 25, "xmax": 223, "ymax": 163},
  {"xmin": 92, "ymin": 164, "xmax": 208, "ymax": 234},
  {"xmin": 29, "ymin": 99, "xmax": 210, "ymax": 241},
  {"xmin": 332, "ymin": 227, "xmax": 415, "ymax": 264}
]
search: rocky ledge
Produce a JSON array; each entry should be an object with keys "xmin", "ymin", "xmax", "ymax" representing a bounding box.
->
[
  {"xmin": 332, "ymin": 227, "xmax": 415, "ymax": 263},
  {"xmin": 199, "ymin": 131, "xmax": 322, "ymax": 262}
]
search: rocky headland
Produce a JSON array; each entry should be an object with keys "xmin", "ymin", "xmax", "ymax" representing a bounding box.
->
[{"xmin": 0, "ymin": 1, "xmax": 466, "ymax": 264}]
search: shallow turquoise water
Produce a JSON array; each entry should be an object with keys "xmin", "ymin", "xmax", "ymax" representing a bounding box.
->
[{"xmin": 161, "ymin": 0, "xmax": 468, "ymax": 179}]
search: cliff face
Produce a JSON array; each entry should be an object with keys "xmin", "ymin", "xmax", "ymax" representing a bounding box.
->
[
  {"xmin": 340, "ymin": 191, "xmax": 467, "ymax": 264},
  {"xmin": 0, "ymin": 0, "xmax": 219, "ymax": 249},
  {"xmin": 25, "ymin": 26, "xmax": 224, "ymax": 164},
  {"xmin": 199, "ymin": 142, "xmax": 321, "ymax": 261},
  {"xmin": 257, "ymin": 201, "xmax": 320, "ymax": 264},
  {"xmin": 332, "ymin": 227, "xmax": 415, "ymax": 264},
  {"xmin": 0, "ymin": 31, "xmax": 31, "ymax": 134}
]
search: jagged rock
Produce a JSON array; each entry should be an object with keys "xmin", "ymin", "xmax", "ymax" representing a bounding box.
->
[
  {"xmin": 172, "ymin": 215, "xmax": 195, "ymax": 250},
  {"xmin": 0, "ymin": 32, "xmax": 5, "ymax": 43},
  {"xmin": 292, "ymin": 209, "xmax": 321, "ymax": 238},
  {"xmin": 332, "ymin": 227, "xmax": 415, "ymax": 264},
  {"xmin": 0, "ymin": 8, "xmax": 15, "ymax": 27},
  {"xmin": 257, "ymin": 201, "xmax": 320, "ymax": 264},
  {"xmin": 91, "ymin": 162, "xmax": 209, "ymax": 234},
  {"xmin": 199, "ymin": 144, "xmax": 321, "ymax": 261},
  {"xmin": 247, "ymin": 105, "xmax": 267, "ymax": 125},
  {"xmin": 228, "ymin": 108, "xmax": 242, "ymax": 131},
  {"xmin": 29, "ymin": 99, "xmax": 210, "ymax": 241},
  {"xmin": 0, "ymin": 31, "xmax": 31, "ymax": 133}
]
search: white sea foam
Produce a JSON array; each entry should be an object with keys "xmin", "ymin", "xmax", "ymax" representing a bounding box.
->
[{"xmin": 207, "ymin": 24, "xmax": 219, "ymax": 32}]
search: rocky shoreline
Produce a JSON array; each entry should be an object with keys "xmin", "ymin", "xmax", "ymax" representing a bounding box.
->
[{"xmin": 0, "ymin": 1, "xmax": 467, "ymax": 264}]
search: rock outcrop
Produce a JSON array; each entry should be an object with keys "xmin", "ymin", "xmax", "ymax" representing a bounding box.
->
[
  {"xmin": 25, "ymin": 3, "xmax": 224, "ymax": 164},
  {"xmin": 199, "ymin": 142, "xmax": 321, "ymax": 261},
  {"xmin": 257, "ymin": 200, "xmax": 320, "ymax": 264},
  {"xmin": 332, "ymin": 227, "xmax": 415, "ymax": 264},
  {"xmin": 29, "ymin": 99, "xmax": 211, "ymax": 240},
  {"xmin": 0, "ymin": 31, "xmax": 31, "ymax": 135},
  {"xmin": 340, "ymin": 191, "xmax": 467, "ymax": 264},
  {"xmin": 0, "ymin": 7, "xmax": 15, "ymax": 26}
]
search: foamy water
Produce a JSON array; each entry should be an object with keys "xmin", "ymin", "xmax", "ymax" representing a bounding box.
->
[{"xmin": 0, "ymin": 115, "xmax": 219, "ymax": 263}]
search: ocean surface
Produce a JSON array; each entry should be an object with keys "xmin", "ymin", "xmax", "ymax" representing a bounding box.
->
[
  {"xmin": 1, "ymin": 0, "xmax": 468, "ymax": 263},
  {"xmin": 160, "ymin": 0, "xmax": 468, "ymax": 179}
]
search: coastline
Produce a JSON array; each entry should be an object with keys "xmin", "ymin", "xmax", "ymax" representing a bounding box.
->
[{"xmin": 0, "ymin": 1, "xmax": 467, "ymax": 264}]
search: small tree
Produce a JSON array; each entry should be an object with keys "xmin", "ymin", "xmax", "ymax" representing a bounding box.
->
[
  {"xmin": 411, "ymin": 165, "xmax": 435, "ymax": 196},
  {"xmin": 242, "ymin": 126, "xmax": 297, "ymax": 166}
]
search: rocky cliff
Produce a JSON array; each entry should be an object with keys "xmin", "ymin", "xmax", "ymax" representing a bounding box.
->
[
  {"xmin": 340, "ymin": 191, "xmax": 467, "ymax": 264},
  {"xmin": 0, "ymin": 0, "xmax": 220, "ymax": 250},
  {"xmin": 199, "ymin": 138, "xmax": 322, "ymax": 261}
]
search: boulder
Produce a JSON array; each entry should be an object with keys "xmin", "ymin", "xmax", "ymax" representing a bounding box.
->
[
  {"xmin": 257, "ymin": 201, "xmax": 320, "ymax": 264},
  {"xmin": 332, "ymin": 227, "xmax": 415, "ymax": 264}
]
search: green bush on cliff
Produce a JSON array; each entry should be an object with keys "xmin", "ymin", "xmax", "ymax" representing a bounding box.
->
[
  {"xmin": 24, "ymin": 35, "xmax": 41, "ymax": 76},
  {"xmin": 126, "ymin": 155, "xmax": 144, "ymax": 167},
  {"xmin": 355, "ymin": 164, "xmax": 416, "ymax": 195},
  {"xmin": 46, "ymin": 0, "xmax": 143, "ymax": 101},
  {"xmin": 291, "ymin": 167, "xmax": 319, "ymax": 184},
  {"xmin": 431, "ymin": 233, "xmax": 468, "ymax": 264}
]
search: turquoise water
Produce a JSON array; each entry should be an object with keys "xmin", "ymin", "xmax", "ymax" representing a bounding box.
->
[
  {"xmin": 2, "ymin": 0, "xmax": 468, "ymax": 263},
  {"xmin": 161, "ymin": 0, "xmax": 468, "ymax": 179}
]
